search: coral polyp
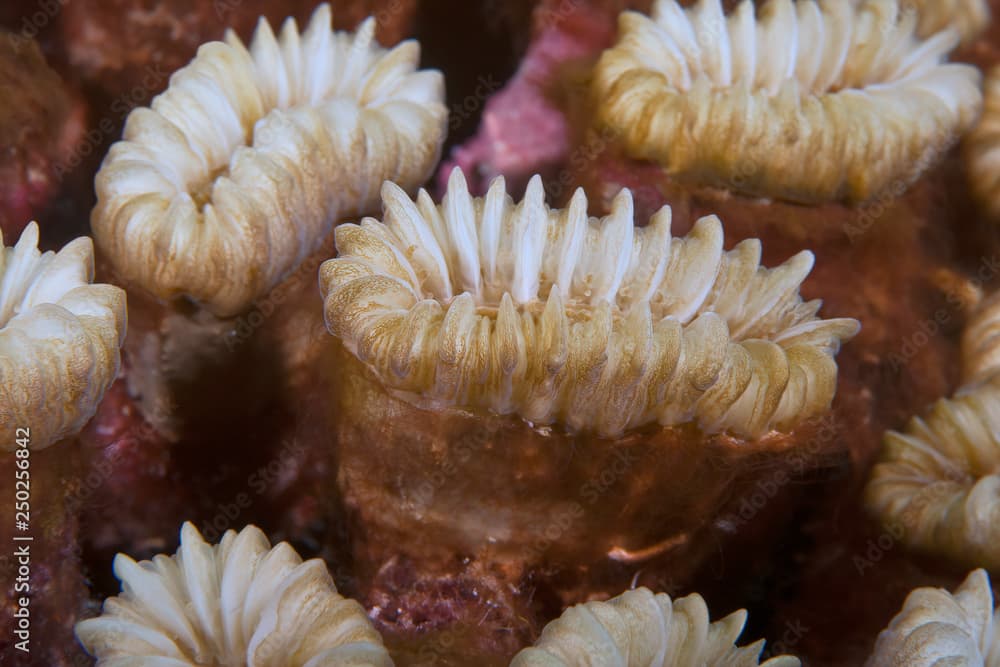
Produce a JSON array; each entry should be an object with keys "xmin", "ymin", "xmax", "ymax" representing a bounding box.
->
[
  {"xmin": 321, "ymin": 168, "xmax": 858, "ymax": 438},
  {"xmin": 591, "ymin": 0, "xmax": 982, "ymax": 204},
  {"xmin": 92, "ymin": 3, "xmax": 447, "ymax": 317},
  {"xmin": 0, "ymin": 222, "xmax": 126, "ymax": 450},
  {"xmin": 865, "ymin": 290, "xmax": 1000, "ymax": 571},
  {"xmin": 864, "ymin": 387, "xmax": 1000, "ymax": 571},
  {"xmin": 867, "ymin": 569, "xmax": 1000, "ymax": 665},
  {"xmin": 75, "ymin": 522, "xmax": 393, "ymax": 666},
  {"xmin": 511, "ymin": 587, "xmax": 799, "ymax": 666}
]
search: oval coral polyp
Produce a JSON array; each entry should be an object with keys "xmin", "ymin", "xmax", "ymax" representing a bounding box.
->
[
  {"xmin": 866, "ymin": 289, "xmax": 1000, "ymax": 572},
  {"xmin": 510, "ymin": 587, "xmax": 799, "ymax": 666},
  {"xmin": 864, "ymin": 387, "xmax": 1000, "ymax": 571},
  {"xmin": 92, "ymin": 3, "xmax": 447, "ymax": 317},
  {"xmin": 75, "ymin": 522, "xmax": 393, "ymax": 666},
  {"xmin": 866, "ymin": 570, "xmax": 1000, "ymax": 666},
  {"xmin": 591, "ymin": 0, "xmax": 983, "ymax": 204},
  {"xmin": 0, "ymin": 222, "xmax": 126, "ymax": 451},
  {"xmin": 320, "ymin": 168, "xmax": 859, "ymax": 439}
]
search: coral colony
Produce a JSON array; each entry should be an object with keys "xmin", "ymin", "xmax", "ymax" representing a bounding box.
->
[{"xmin": 2, "ymin": 0, "xmax": 1000, "ymax": 665}]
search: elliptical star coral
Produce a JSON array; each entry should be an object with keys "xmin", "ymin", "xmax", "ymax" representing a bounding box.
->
[
  {"xmin": 591, "ymin": 0, "xmax": 982, "ymax": 204},
  {"xmin": 510, "ymin": 587, "xmax": 799, "ymax": 666},
  {"xmin": 320, "ymin": 168, "xmax": 858, "ymax": 438},
  {"xmin": 866, "ymin": 290, "xmax": 1000, "ymax": 570},
  {"xmin": 867, "ymin": 569, "xmax": 1000, "ymax": 666},
  {"xmin": 0, "ymin": 222, "xmax": 126, "ymax": 451},
  {"xmin": 967, "ymin": 65, "xmax": 1000, "ymax": 220},
  {"xmin": 75, "ymin": 522, "xmax": 393, "ymax": 666},
  {"xmin": 92, "ymin": 3, "xmax": 447, "ymax": 317}
]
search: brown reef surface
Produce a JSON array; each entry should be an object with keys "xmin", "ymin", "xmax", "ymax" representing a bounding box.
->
[{"xmin": 0, "ymin": 31, "xmax": 84, "ymax": 244}]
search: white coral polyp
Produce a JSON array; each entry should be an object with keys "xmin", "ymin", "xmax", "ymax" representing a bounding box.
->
[
  {"xmin": 0, "ymin": 223, "xmax": 126, "ymax": 451},
  {"xmin": 92, "ymin": 3, "xmax": 447, "ymax": 317},
  {"xmin": 592, "ymin": 0, "xmax": 982, "ymax": 204},
  {"xmin": 864, "ymin": 386, "xmax": 1000, "ymax": 571},
  {"xmin": 967, "ymin": 66, "xmax": 1000, "ymax": 220},
  {"xmin": 866, "ymin": 291, "xmax": 1000, "ymax": 571},
  {"xmin": 75, "ymin": 522, "xmax": 393, "ymax": 667},
  {"xmin": 510, "ymin": 587, "xmax": 799, "ymax": 666},
  {"xmin": 867, "ymin": 570, "xmax": 1000, "ymax": 666},
  {"xmin": 320, "ymin": 168, "xmax": 858, "ymax": 439}
]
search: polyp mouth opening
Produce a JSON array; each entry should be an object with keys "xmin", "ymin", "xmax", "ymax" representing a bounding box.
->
[
  {"xmin": 405, "ymin": 172, "xmax": 653, "ymax": 323},
  {"xmin": 386, "ymin": 170, "xmax": 845, "ymax": 345},
  {"xmin": 162, "ymin": 9, "xmax": 390, "ymax": 214}
]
